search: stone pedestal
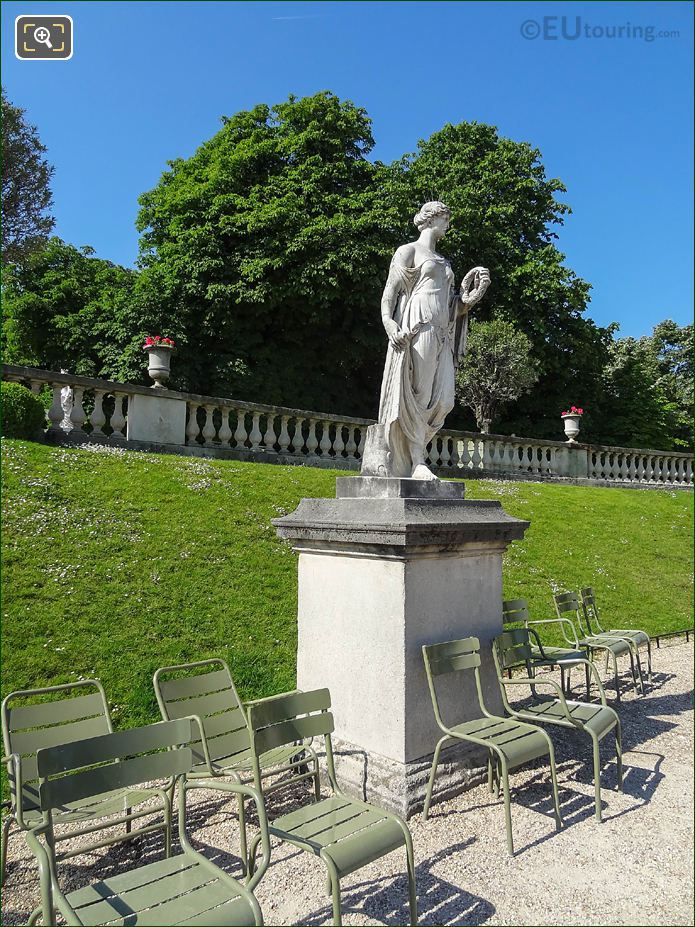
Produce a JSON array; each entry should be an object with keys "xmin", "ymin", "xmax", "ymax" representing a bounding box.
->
[{"xmin": 273, "ymin": 476, "xmax": 529, "ymax": 818}]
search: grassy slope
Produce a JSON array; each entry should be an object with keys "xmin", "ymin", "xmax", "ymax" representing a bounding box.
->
[{"xmin": 2, "ymin": 439, "xmax": 692, "ymax": 730}]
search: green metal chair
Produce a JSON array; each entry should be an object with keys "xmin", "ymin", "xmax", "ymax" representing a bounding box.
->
[
  {"xmin": 245, "ymin": 688, "xmax": 417, "ymax": 926},
  {"xmin": 553, "ymin": 592, "xmax": 643, "ymax": 700},
  {"xmin": 492, "ymin": 627, "xmax": 623, "ymax": 822},
  {"xmin": 1, "ymin": 679, "xmax": 170, "ymax": 887},
  {"xmin": 503, "ymin": 598, "xmax": 592, "ymax": 698},
  {"xmin": 153, "ymin": 659, "xmax": 320, "ymax": 875},
  {"xmin": 581, "ymin": 586, "xmax": 652, "ymax": 681},
  {"xmin": 421, "ymin": 636, "xmax": 562, "ymax": 856},
  {"xmin": 25, "ymin": 717, "xmax": 269, "ymax": 925}
]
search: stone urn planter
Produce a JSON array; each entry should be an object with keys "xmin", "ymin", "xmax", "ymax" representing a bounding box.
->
[
  {"xmin": 143, "ymin": 337, "xmax": 176, "ymax": 388},
  {"xmin": 561, "ymin": 408, "xmax": 583, "ymax": 443}
]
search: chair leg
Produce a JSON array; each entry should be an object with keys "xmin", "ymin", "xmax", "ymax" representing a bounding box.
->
[
  {"xmin": 547, "ymin": 743, "xmax": 563, "ymax": 831},
  {"xmin": 615, "ymin": 724, "xmax": 623, "ymax": 791},
  {"xmin": 559, "ymin": 664, "xmax": 565, "ymax": 695},
  {"xmin": 28, "ymin": 907, "xmax": 43, "ymax": 925},
  {"xmin": 323, "ymin": 859, "xmax": 342, "ymax": 927},
  {"xmin": 1, "ymin": 814, "xmax": 12, "ymax": 885},
  {"xmin": 634, "ymin": 648, "xmax": 646, "ymax": 696},
  {"xmin": 237, "ymin": 793, "xmax": 248, "ymax": 878},
  {"xmin": 500, "ymin": 759, "xmax": 514, "ymax": 856},
  {"xmin": 422, "ymin": 737, "xmax": 446, "ymax": 820},
  {"xmin": 646, "ymin": 640, "xmax": 653, "ymax": 681},
  {"xmin": 246, "ymin": 833, "xmax": 262, "ymax": 882},
  {"xmin": 314, "ymin": 756, "xmax": 321, "ymax": 802},
  {"xmin": 487, "ymin": 754, "xmax": 494, "ymax": 793},
  {"xmin": 405, "ymin": 836, "xmax": 418, "ymax": 926},
  {"xmin": 164, "ymin": 797, "xmax": 172, "ymax": 859},
  {"xmin": 585, "ymin": 662, "xmax": 591, "ymax": 700},
  {"xmin": 591, "ymin": 733, "xmax": 602, "ymax": 822},
  {"xmin": 612, "ymin": 651, "xmax": 621, "ymax": 703}
]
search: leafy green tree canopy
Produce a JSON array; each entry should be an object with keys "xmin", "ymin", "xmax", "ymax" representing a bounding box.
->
[
  {"xmin": 135, "ymin": 91, "xmax": 401, "ymax": 408},
  {"xmin": 2, "ymin": 88, "xmax": 55, "ymax": 266},
  {"xmin": 2, "ymin": 237, "xmax": 139, "ymax": 380},
  {"xmin": 456, "ymin": 318, "xmax": 539, "ymax": 433}
]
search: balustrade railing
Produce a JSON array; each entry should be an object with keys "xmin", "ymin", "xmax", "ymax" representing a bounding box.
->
[{"xmin": 3, "ymin": 364, "xmax": 692, "ymax": 488}]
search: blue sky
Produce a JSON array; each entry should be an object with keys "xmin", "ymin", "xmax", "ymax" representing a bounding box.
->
[{"xmin": 3, "ymin": 0, "xmax": 693, "ymax": 338}]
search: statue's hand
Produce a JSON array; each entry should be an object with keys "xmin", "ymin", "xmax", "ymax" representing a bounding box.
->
[
  {"xmin": 460, "ymin": 266, "xmax": 491, "ymax": 309},
  {"xmin": 384, "ymin": 318, "xmax": 408, "ymax": 351}
]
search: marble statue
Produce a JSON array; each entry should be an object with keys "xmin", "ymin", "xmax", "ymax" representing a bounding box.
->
[{"xmin": 362, "ymin": 201, "xmax": 490, "ymax": 480}]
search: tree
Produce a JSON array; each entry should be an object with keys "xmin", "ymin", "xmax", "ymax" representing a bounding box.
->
[
  {"xmin": 389, "ymin": 122, "xmax": 613, "ymax": 439},
  {"xmin": 455, "ymin": 318, "xmax": 539, "ymax": 433},
  {"xmin": 135, "ymin": 91, "xmax": 401, "ymax": 410},
  {"xmin": 648, "ymin": 320, "xmax": 693, "ymax": 448},
  {"xmin": 1, "ymin": 88, "xmax": 55, "ymax": 266},
  {"xmin": 2, "ymin": 237, "xmax": 139, "ymax": 380}
]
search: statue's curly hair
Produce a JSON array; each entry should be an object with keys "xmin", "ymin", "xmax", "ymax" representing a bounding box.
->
[{"xmin": 413, "ymin": 200, "xmax": 451, "ymax": 231}]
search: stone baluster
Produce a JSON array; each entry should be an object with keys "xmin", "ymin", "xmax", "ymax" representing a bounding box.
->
[
  {"xmin": 262, "ymin": 415, "xmax": 278, "ymax": 454},
  {"xmin": 201, "ymin": 405, "xmax": 217, "ymax": 446},
  {"xmin": 345, "ymin": 427, "xmax": 357, "ymax": 459},
  {"xmin": 656, "ymin": 457, "xmax": 665, "ymax": 483},
  {"xmin": 449, "ymin": 436, "xmax": 460, "ymax": 469},
  {"xmin": 470, "ymin": 438, "xmax": 482, "ymax": 470},
  {"xmin": 47, "ymin": 384, "xmax": 64, "ymax": 434},
  {"xmin": 333, "ymin": 424, "xmax": 345, "ymax": 458},
  {"xmin": 480, "ymin": 438, "xmax": 492, "ymax": 470},
  {"xmin": 110, "ymin": 393, "xmax": 127, "ymax": 438},
  {"xmin": 459, "ymin": 438, "xmax": 472, "ymax": 470},
  {"xmin": 319, "ymin": 421, "xmax": 332, "ymax": 457},
  {"xmin": 357, "ymin": 428, "xmax": 366, "ymax": 458},
  {"xmin": 218, "ymin": 407, "xmax": 233, "ymax": 447},
  {"xmin": 291, "ymin": 419, "xmax": 305, "ymax": 454},
  {"xmin": 248, "ymin": 412, "xmax": 263, "ymax": 451},
  {"xmin": 627, "ymin": 454, "xmax": 636, "ymax": 482},
  {"xmin": 277, "ymin": 415, "xmax": 291, "ymax": 454},
  {"xmin": 635, "ymin": 455, "xmax": 645, "ymax": 482},
  {"xmin": 425, "ymin": 441, "xmax": 434, "ymax": 466},
  {"xmin": 29, "ymin": 379, "xmax": 42, "ymax": 394},
  {"xmin": 69, "ymin": 387, "xmax": 87, "ymax": 436},
  {"xmin": 684, "ymin": 458, "xmax": 693, "ymax": 484},
  {"xmin": 91, "ymin": 390, "xmax": 107, "ymax": 437},
  {"xmin": 186, "ymin": 403, "xmax": 200, "ymax": 444},
  {"xmin": 305, "ymin": 420, "xmax": 319, "ymax": 457},
  {"xmin": 645, "ymin": 456, "xmax": 654, "ymax": 482},
  {"xmin": 233, "ymin": 410, "xmax": 248, "ymax": 449}
]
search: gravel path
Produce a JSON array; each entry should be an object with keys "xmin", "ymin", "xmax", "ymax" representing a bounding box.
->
[{"xmin": 2, "ymin": 640, "xmax": 692, "ymax": 926}]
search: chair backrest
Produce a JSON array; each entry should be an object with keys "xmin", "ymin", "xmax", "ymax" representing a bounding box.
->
[
  {"xmin": 502, "ymin": 598, "xmax": 530, "ymax": 626},
  {"xmin": 553, "ymin": 590, "xmax": 588, "ymax": 635},
  {"xmin": 1, "ymin": 680, "xmax": 113, "ymax": 818},
  {"xmin": 37, "ymin": 718, "xmax": 194, "ymax": 815},
  {"xmin": 580, "ymin": 586, "xmax": 605, "ymax": 634},
  {"xmin": 154, "ymin": 659, "xmax": 250, "ymax": 773},
  {"xmin": 247, "ymin": 689, "xmax": 334, "ymax": 791},
  {"xmin": 493, "ymin": 628, "xmax": 534, "ymax": 675},
  {"xmin": 422, "ymin": 637, "xmax": 486, "ymax": 730}
]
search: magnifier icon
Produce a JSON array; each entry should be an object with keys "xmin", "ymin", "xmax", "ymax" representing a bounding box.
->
[{"xmin": 33, "ymin": 26, "xmax": 53, "ymax": 48}]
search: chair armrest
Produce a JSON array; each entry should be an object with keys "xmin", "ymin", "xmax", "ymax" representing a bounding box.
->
[
  {"xmin": 183, "ymin": 778, "xmax": 271, "ymax": 890},
  {"xmin": 527, "ymin": 617, "xmax": 579, "ymax": 648},
  {"xmin": 182, "ymin": 715, "xmax": 216, "ymax": 777},
  {"xmin": 555, "ymin": 657, "xmax": 607, "ymax": 704},
  {"xmin": 243, "ymin": 689, "xmax": 300, "ymax": 709},
  {"xmin": 500, "ymin": 677, "xmax": 576, "ymax": 722},
  {"xmin": 2, "ymin": 753, "xmax": 27, "ymax": 829}
]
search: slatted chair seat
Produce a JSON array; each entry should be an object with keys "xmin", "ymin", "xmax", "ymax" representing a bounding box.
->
[
  {"xmin": 448, "ymin": 717, "xmax": 552, "ymax": 768},
  {"xmin": 1, "ymin": 681, "xmax": 169, "ymax": 887},
  {"xmin": 245, "ymin": 689, "xmax": 417, "ymax": 926},
  {"xmin": 62, "ymin": 855, "xmax": 258, "ymax": 926},
  {"xmin": 25, "ymin": 718, "xmax": 268, "ymax": 927},
  {"xmin": 581, "ymin": 586, "xmax": 653, "ymax": 683},
  {"xmin": 195, "ymin": 743, "xmax": 308, "ymax": 778},
  {"xmin": 421, "ymin": 636, "xmax": 562, "ymax": 856},
  {"xmin": 268, "ymin": 794, "xmax": 406, "ymax": 879},
  {"xmin": 493, "ymin": 627, "xmax": 622, "ymax": 822}
]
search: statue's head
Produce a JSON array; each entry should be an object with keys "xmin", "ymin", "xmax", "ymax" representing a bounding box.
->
[{"xmin": 413, "ymin": 201, "xmax": 451, "ymax": 231}]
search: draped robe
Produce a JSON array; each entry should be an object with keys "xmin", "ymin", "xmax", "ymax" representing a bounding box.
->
[{"xmin": 377, "ymin": 254, "xmax": 469, "ymax": 477}]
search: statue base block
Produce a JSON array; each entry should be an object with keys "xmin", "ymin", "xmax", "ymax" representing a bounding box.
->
[{"xmin": 273, "ymin": 475, "xmax": 530, "ymax": 818}]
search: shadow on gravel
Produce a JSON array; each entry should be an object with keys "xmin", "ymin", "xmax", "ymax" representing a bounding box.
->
[{"xmin": 301, "ymin": 839, "xmax": 495, "ymax": 926}]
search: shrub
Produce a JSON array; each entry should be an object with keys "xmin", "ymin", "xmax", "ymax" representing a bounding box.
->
[{"xmin": 1, "ymin": 381, "xmax": 47, "ymax": 439}]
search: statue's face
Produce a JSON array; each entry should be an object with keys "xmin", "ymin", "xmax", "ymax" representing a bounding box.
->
[{"xmin": 430, "ymin": 213, "xmax": 450, "ymax": 237}]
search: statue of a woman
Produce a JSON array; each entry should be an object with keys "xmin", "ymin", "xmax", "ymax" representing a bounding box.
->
[{"xmin": 365, "ymin": 201, "xmax": 490, "ymax": 481}]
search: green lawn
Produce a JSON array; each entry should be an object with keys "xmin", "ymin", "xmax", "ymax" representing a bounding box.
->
[{"xmin": 2, "ymin": 439, "xmax": 692, "ymax": 731}]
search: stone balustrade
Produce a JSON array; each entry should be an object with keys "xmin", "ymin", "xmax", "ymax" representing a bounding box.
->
[{"xmin": 3, "ymin": 364, "xmax": 692, "ymax": 488}]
